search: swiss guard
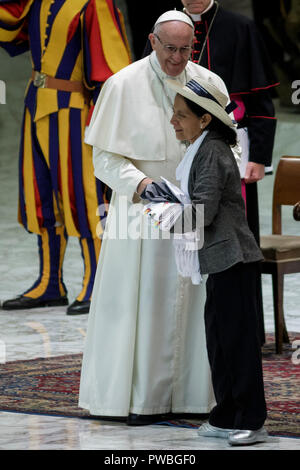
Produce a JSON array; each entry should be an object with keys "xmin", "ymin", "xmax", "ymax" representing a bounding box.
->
[{"xmin": 0, "ymin": 0, "xmax": 131, "ymax": 314}]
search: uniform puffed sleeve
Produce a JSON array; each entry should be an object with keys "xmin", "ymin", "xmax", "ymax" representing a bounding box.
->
[
  {"xmin": 82, "ymin": 0, "xmax": 131, "ymax": 105},
  {"xmin": 0, "ymin": 0, "xmax": 34, "ymax": 56}
]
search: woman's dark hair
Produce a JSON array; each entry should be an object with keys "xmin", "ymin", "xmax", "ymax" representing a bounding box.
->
[{"xmin": 183, "ymin": 96, "xmax": 237, "ymax": 146}]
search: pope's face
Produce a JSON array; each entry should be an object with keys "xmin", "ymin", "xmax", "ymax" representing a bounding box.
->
[
  {"xmin": 181, "ymin": 0, "xmax": 212, "ymax": 14},
  {"xmin": 149, "ymin": 22, "xmax": 194, "ymax": 77}
]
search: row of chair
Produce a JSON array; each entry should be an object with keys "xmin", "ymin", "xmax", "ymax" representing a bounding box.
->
[{"xmin": 260, "ymin": 155, "xmax": 300, "ymax": 354}]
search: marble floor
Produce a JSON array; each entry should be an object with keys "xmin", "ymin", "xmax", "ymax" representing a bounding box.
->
[
  {"xmin": 0, "ymin": 410, "xmax": 298, "ymax": 451},
  {"xmin": 0, "ymin": 1, "xmax": 300, "ymax": 452},
  {"xmin": 0, "ymin": 304, "xmax": 299, "ymax": 451}
]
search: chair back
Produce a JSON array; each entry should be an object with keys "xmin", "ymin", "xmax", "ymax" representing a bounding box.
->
[{"xmin": 272, "ymin": 156, "xmax": 300, "ymax": 234}]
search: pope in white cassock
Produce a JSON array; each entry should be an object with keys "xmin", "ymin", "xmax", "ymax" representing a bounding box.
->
[{"xmin": 79, "ymin": 10, "xmax": 232, "ymax": 425}]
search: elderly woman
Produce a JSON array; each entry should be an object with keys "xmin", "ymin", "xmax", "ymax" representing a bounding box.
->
[{"xmin": 151, "ymin": 76, "xmax": 268, "ymax": 446}]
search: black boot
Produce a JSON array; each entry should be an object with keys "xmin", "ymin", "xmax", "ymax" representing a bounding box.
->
[
  {"xmin": 2, "ymin": 295, "xmax": 68, "ymax": 310},
  {"xmin": 66, "ymin": 299, "xmax": 90, "ymax": 315},
  {"xmin": 127, "ymin": 413, "xmax": 169, "ymax": 426}
]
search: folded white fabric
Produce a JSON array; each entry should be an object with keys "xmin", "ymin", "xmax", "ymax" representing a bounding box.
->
[{"xmin": 173, "ymin": 232, "xmax": 202, "ymax": 285}]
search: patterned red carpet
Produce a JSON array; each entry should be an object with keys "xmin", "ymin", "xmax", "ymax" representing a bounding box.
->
[{"xmin": 0, "ymin": 334, "xmax": 299, "ymax": 437}]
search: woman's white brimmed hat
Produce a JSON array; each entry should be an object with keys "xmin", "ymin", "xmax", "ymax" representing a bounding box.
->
[{"xmin": 166, "ymin": 76, "xmax": 236, "ymax": 128}]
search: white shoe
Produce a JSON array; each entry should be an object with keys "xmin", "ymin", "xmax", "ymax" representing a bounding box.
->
[
  {"xmin": 197, "ymin": 422, "xmax": 233, "ymax": 439},
  {"xmin": 228, "ymin": 427, "xmax": 269, "ymax": 446}
]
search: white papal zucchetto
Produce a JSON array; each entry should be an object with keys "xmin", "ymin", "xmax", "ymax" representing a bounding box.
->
[{"xmin": 154, "ymin": 10, "xmax": 194, "ymax": 29}]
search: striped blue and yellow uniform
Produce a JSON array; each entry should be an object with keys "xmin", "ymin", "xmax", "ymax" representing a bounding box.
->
[{"xmin": 0, "ymin": 0, "xmax": 131, "ymax": 302}]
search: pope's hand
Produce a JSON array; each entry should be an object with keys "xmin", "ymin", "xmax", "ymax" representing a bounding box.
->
[{"xmin": 137, "ymin": 177, "xmax": 154, "ymax": 196}]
